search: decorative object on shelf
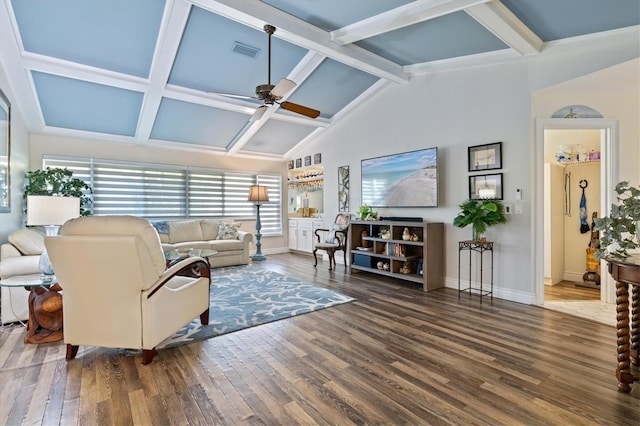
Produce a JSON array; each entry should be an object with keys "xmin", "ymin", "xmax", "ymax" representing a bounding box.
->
[
  {"xmin": 304, "ymin": 155, "xmax": 311, "ymax": 166},
  {"xmin": 314, "ymin": 153, "xmax": 321, "ymax": 164},
  {"xmin": 27, "ymin": 195, "xmax": 80, "ymax": 276},
  {"xmin": 338, "ymin": 165, "xmax": 349, "ymax": 212},
  {"xmin": 360, "ymin": 229, "xmax": 369, "ymax": 248},
  {"xmin": 24, "ymin": 167, "xmax": 93, "ymax": 216},
  {"xmin": 379, "ymin": 228, "xmax": 391, "ymax": 239},
  {"xmin": 468, "ymin": 142, "xmax": 502, "ymax": 172},
  {"xmin": 362, "ymin": 147, "xmax": 438, "ymax": 207},
  {"xmin": 410, "ymin": 233, "xmax": 420, "ymax": 242},
  {"xmin": 377, "ymin": 261, "xmax": 384, "ymax": 270},
  {"xmin": 358, "ymin": 204, "xmax": 377, "ymax": 221},
  {"xmin": 0, "ymin": 87, "xmax": 10, "ymax": 213},
  {"xmin": 469, "ymin": 173, "xmax": 503, "ymax": 200},
  {"xmin": 402, "ymin": 227, "xmax": 410, "ymax": 241},
  {"xmin": 399, "ymin": 263, "xmax": 412, "ymax": 274},
  {"xmin": 383, "ymin": 262, "xmax": 390, "ymax": 271},
  {"xmin": 453, "ymin": 198, "xmax": 507, "ymax": 242},
  {"xmin": 594, "ymin": 181, "xmax": 640, "ymax": 259},
  {"xmin": 248, "ymin": 185, "xmax": 269, "ymax": 261}
]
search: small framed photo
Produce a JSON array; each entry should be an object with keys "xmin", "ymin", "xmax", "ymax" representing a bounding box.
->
[
  {"xmin": 468, "ymin": 142, "xmax": 502, "ymax": 171},
  {"xmin": 314, "ymin": 153, "xmax": 321, "ymax": 164},
  {"xmin": 287, "ymin": 160, "xmax": 294, "ymax": 170},
  {"xmin": 304, "ymin": 155, "xmax": 311, "ymax": 166},
  {"xmin": 469, "ymin": 173, "xmax": 503, "ymax": 200},
  {"xmin": 295, "ymin": 158, "xmax": 302, "ymax": 168}
]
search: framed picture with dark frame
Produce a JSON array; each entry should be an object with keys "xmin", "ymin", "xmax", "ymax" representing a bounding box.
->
[
  {"xmin": 468, "ymin": 142, "xmax": 502, "ymax": 171},
  {"xmin": 469, "ymin": 173, "xmax": 503, "ymax": 200},
  {"xmin": 314, "ymin": 153, "xmax": 321, "ymax": 164},
  {"xmin": 295, "ymin": 158, "xmax": 302, "ymax": 168},
  {"xmin": 304, "ymin": 155, "xmax": 311, "ymax": 166},
  {"xmin": 287, "ymin": 160, "xmax": 294, "ymax": 170}
]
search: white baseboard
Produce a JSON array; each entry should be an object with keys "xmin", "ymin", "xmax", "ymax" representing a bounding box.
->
[{"xmin": 444, "ymin": 276, "xmax": 534, "ymax": 305}]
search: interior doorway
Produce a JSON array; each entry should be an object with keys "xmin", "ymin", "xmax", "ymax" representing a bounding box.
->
[{"xmin": 534, "ymin": 118, "xmax": 619, "ymax": 316}]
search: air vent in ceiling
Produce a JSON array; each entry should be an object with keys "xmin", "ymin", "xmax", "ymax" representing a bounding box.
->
[{"xmin": 232, "ymin": 41, "xmax": 261, "ymax": 59}]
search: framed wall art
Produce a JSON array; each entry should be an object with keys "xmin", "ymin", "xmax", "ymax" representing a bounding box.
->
[
  {"xmin": 295, "ymin": 158, "xmax": 302, "ymax": 168},
  {"xmin": 287, "ymin": 160, "xmax": 294, "ymax": 170},
  {"xmin": 0, "ymin": 88, "xmax": 10, "ymax": 213},
  {"xmin": 338, "ymin": 165, "xmax": 349, "ymax": 212},
  {"xmin": 468, "ymin": 142, "xmax": 502, "ymax": 172},
  {"xmin": 469, "ymin": 173, "xmax": 503, "ymax": 200},
  {"xmin": 314, "ymin": 153, "xmax": 321, "ymax": 164},
  {"xmin": 304, "ymin": 155, "xmax": 311, "ymax": 166}
]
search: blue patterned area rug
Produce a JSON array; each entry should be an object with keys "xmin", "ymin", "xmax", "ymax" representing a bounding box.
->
[{"xmin": 158, "ymin": 265, "xmax": 354, "ymax": 349}]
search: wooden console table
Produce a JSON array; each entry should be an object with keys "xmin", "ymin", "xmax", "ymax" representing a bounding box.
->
[{"xmin": 606, "ymin": 256, "xmax": 640, "ymax": 393}]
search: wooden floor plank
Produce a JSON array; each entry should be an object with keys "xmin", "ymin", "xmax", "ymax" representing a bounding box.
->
[{"xmin": 0, "ymin": 252, "xmax": 638, "ymax": 425}]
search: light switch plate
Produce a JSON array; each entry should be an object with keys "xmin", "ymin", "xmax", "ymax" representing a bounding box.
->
[
  {"xmin": 504, "ymin": 203, "xmax": 513, "ymax": 214},
  {"xmin": 515, "ymin": 203, "xmax": 523, "ymax": 214}
]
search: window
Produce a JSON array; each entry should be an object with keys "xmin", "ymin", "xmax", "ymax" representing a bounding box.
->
[{"xmin": 43, "ymin": 157, "xmax": 283, "ymax": 235}]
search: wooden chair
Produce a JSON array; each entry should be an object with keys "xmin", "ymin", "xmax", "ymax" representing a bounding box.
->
[{"xmin": 313, "ymin": 213, "xmax": 350, "ymax": 270}]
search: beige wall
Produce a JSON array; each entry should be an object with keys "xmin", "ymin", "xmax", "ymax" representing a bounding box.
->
[{"xmin": 29, "ymin": 134, "xmax": 289, "ymax": 252}]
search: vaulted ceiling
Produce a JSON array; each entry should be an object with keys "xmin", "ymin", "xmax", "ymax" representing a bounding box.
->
[{"xmin": 1, "ymin": 0, "xmax": 638, "ymax": 160}]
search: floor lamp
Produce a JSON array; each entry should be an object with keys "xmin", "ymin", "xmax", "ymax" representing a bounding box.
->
[
  {"xmin": 26, "ymin": 195, "xmax": 80, "ymax": 276},
  {"xmin": 248, "ymin": 185, "xmax": 269, "ymax": 261}
]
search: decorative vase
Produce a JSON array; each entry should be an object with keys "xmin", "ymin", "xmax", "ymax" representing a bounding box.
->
[
  {"xmin": 472, "ymin": 227, "xmax": 485, "ymax": 242},
  {"xmin": 402, "ymin": 227, "xmax": 410, "ymax": 241},
  {"xmin": 361, "ymin": 230, "xmax": 369, "ymax": 248}
]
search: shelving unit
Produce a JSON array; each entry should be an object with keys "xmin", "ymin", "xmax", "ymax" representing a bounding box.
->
[{"xmin": 348, "ymin": 220, "xmax": 444, "ymax": 291}]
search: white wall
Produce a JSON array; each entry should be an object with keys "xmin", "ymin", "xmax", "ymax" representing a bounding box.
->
[
  {"xmin": 290, "ymin": 42, "xmax": 639, "ymax": 304},
  {"xmin": 0, "ymin": 61, "xmax": 29, "ymax": 243}
]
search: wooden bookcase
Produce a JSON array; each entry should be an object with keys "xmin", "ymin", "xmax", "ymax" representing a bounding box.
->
[{"xmin": 348, "ymin": 220, "xmax": 444, "ymax": 291}]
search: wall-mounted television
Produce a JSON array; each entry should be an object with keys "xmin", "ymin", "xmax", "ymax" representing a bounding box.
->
[{"xmin": 361, "ymin": 147, "xmax": 438, "ymax": 208}]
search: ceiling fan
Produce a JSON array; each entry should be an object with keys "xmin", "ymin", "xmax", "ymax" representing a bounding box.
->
[{"xmin": 211, "ymin": 24, "xmax": 321, "ymax": 121}]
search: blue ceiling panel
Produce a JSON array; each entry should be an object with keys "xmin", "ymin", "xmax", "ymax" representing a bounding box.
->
[
  {"xmin": 242, "ymin": 120, "xmax": 316, "ymax": 155},
  {"xmin": 261, "ymin": 0, "xmax": 414, "ymax": 31},
  {"xmin": 32, "ymin": 72, "xmax": 143, "ymax": 136},
  {"xmin": 501, "ymin": 0, "xmax": 640, "ymax": 42},
  {"xmin": 11, "ymin": 0, "xmax": 164, "ymax": 78},
  {"xmin": 287, "ymin": 59, "xmax": 378, "ymax": 119},
  {"xmin": 356, "ymin": 11, "xmax": 507, "ymax": 65},
  {"xmin": 169, "ymin": 6, "xmax": 309, "ymax": 95},
  {"xmin": 151, "ymin": 98, "xmax": 250, "ymax": 147}
]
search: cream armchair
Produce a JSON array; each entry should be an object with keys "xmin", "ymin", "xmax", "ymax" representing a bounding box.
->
[{"xmin": 45, "ymin": 215, "xmax": 211, "ymax": 365}]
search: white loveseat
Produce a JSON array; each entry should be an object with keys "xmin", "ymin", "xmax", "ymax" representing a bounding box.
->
[
  {"xmin": 0, "ymin": 228, "xmax": 44, "ymax": 324},
  {"xmin": 152, "ymin": 219, "xmax": 253, "ymax": 268}
]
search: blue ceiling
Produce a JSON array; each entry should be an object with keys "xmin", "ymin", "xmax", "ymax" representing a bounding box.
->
[{"xmin": 2, "ymin": 0, "xmax": 638, "ymax": 160}]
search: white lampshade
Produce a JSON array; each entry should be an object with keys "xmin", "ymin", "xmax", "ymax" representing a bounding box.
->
[
  {"xmin": 248, "ymin": 185, "xmax": 269, "ymax": 205},
  {"xmin": 27, "ymin": 195, "xmax": 81, "ymax": 226}
]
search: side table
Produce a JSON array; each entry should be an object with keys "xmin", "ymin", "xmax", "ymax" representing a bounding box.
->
[
  {"xmin": 605, "ymin": 256, "xmax": 640, "ymax": 393},
  {"xmin": 458, "ymin": 240, "xmax": 494, "ymax": 302},
  {"xmin": 0, "ymin": 275, "xmax": 63, "ymax": 344}
]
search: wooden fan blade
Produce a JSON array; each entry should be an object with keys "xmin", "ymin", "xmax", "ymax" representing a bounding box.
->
[
  {"xmin": 271, "ymin": 78, "xmax": 296, "ymax": 98},
  {"xmin": 280, "ymin": 101, "xmax": 320, "ymax": 119},
  {"xmin": 249, "ymin": 105, "xmax": 269, "ymax": 122}
]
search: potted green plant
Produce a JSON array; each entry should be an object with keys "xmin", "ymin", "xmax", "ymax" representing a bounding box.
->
[
  {"xmin": 594, "ymin": 181, "xmax": 640, "ymax": 259},
  {"xmin": 24, "ymin": 167, "xmax": 93, "ymax": 216},
  {"xmin": 453, "ymin": 198, "xmax": 507, "ymax": 241},
  {"xmin": 358, "ymin": 205, "xmax": 378, "ymax": 221}
]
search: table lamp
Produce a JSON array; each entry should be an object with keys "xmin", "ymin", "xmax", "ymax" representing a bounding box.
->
[
  {"xmin": 248, "ymin": 185, "xmax": 269, "ymax": 261},
  {"xmin": 27, "ymin": 195, "xmax": 80, "ymax": 275}
]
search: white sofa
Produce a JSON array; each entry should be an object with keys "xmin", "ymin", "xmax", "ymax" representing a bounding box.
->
[
  {"xmin": 152, "ymin": 219, "xmax": 253, "ymax": 268},
  {"xmin": 0, "ymin": 228, "xmax": 44, "ymax": 324}
]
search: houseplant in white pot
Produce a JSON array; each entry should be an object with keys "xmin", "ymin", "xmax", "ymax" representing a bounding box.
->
[
  {"xmin": 593, "ymin": 181, "xmax": 640, "ymax": 259},
  {"xmin": 453, "ymin": 198, "xmax": 507, "ymax": 241}
]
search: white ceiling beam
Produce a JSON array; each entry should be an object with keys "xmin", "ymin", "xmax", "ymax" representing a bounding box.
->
[
  {"xmin": 465, "ymin": 1, "xmax": 542, "ymax": 55},
  {"xmin": 0, "ymin": 1, "xmax": 45, "ymax": 130},
  {"xmin": 331, "ymin": 0, "xmax": 491, "ymax": 45},
  {"xmin": 189, "ymin": 0, "xmax": 408, "ymax": 83},
  {"xmin": 136, "ymin": 0, "xmax": 192, "ymax": 143}
]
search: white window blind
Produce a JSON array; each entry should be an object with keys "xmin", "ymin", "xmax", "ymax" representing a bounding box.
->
[{"xmin": 43, "ymin": 157, "xmax": 283, "ymax": 235}]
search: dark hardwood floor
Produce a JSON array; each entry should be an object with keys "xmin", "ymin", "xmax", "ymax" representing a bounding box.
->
[
  {"xmin": 1, "ymin": 253, "xmax": 638, "ymax": 425},
  {"xmin": 544, "ymin": 280, "xmax": 601, "ymax": 301}
]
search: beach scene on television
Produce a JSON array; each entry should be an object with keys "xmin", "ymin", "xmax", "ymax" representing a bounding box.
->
[{"xmin": 361, "ymin": 147, "xmax": 438, "ymax": 207}]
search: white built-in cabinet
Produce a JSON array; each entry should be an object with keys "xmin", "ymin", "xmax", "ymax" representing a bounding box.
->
[{"xmin": 289, "ymin": 218, "xmax": 324, "ymax": 253}]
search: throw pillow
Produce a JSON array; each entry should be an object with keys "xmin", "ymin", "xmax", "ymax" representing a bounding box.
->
[
  {"xmin": 324, "ymin": 224, "xmax": 348, "ymax": 244},
  {"xmin": 216, "ymin": 222, "xmax": 241, "ymax": 240},
  {"xmin": 8, "ymin": 228, "xmax": 45, "ymax": 255}
]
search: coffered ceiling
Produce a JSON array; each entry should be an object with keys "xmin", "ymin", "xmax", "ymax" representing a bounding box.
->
[{"xmin": 0, "ymin": 0, "xmax": 638, "ymax": 160}]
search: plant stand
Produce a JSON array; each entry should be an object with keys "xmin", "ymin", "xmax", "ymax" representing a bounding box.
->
[{"xmin": 458, "ymin": 240, "xmax": 494, "ymax": 302}]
